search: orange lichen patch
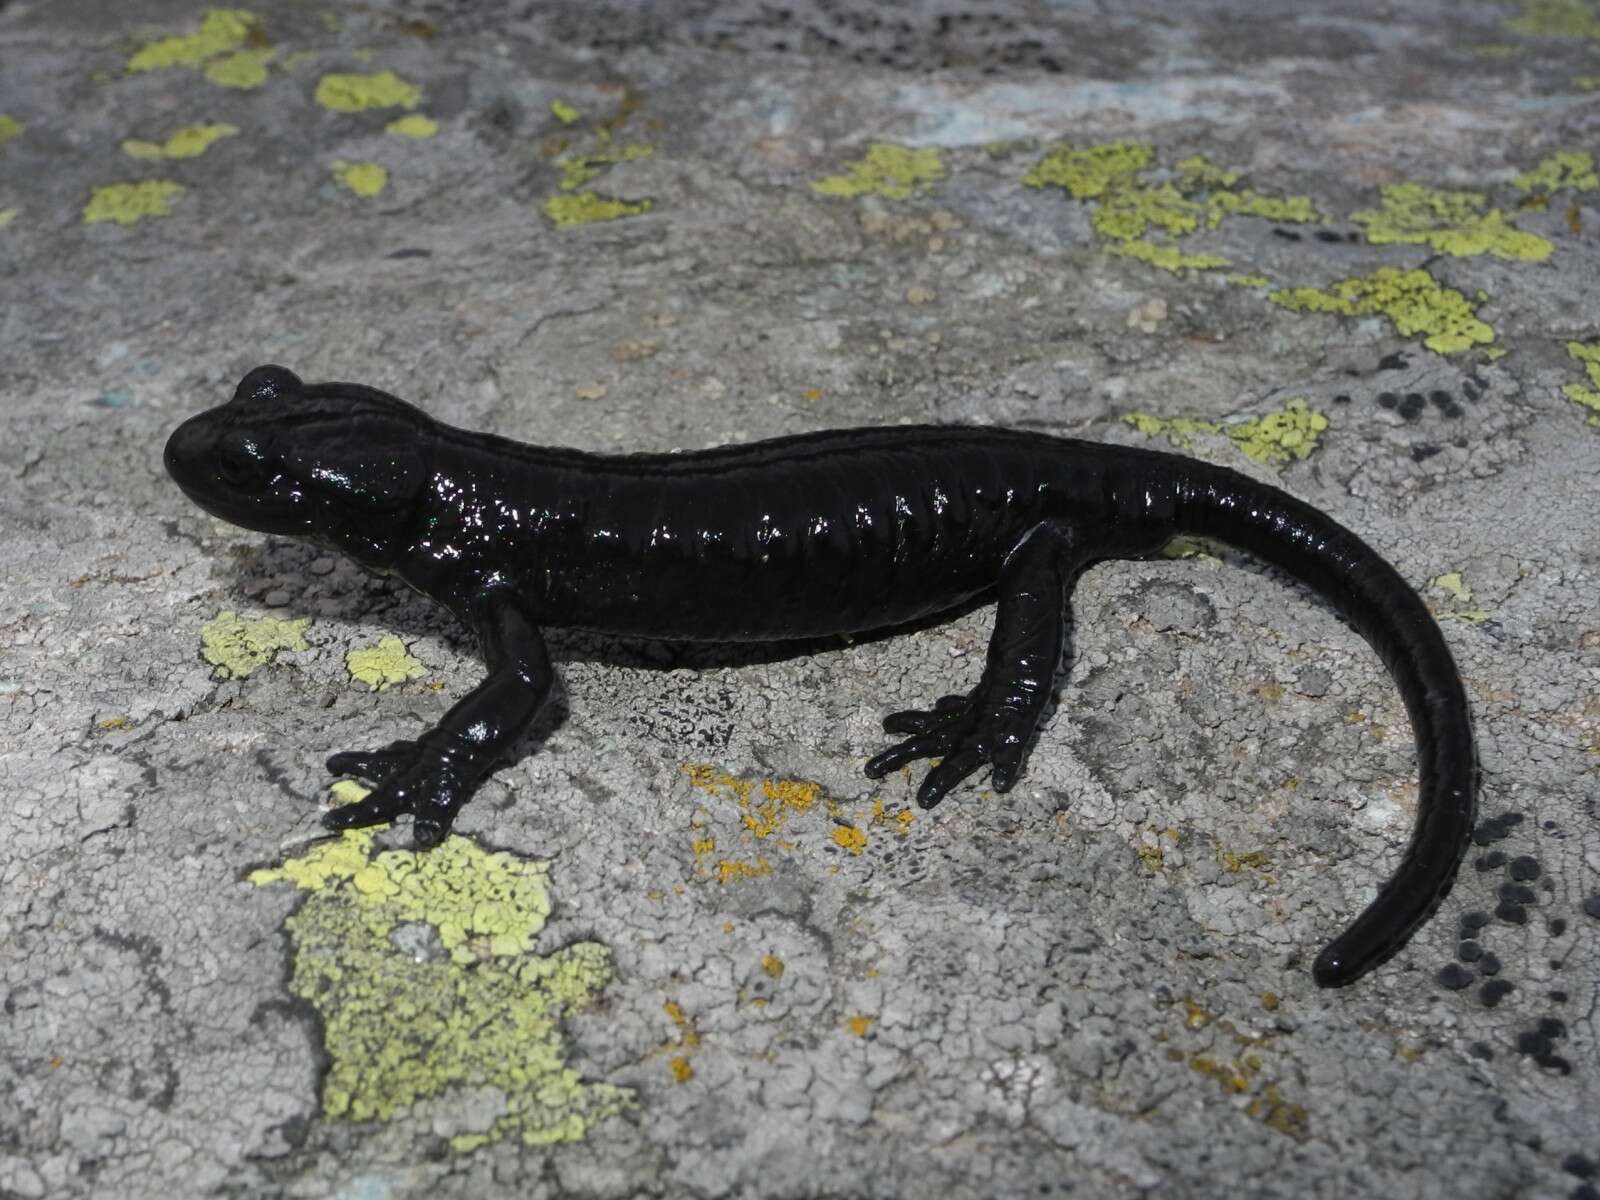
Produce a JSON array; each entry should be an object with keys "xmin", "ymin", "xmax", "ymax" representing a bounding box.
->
[
  {"xmin": 683, "ymin": 764, "xmax": 821, "ymax": 838},
  {"xmin": 846, "ymin": 1014, "xmax": 876, "ymax": 1038},
  {"xmin": 761, "ymin": 954, "xmax": 785, "ymax": 979},
  {"xmin": 669, "ymin": 1056, "xmax": 694, "ymax": 1083},
  {"xmin": 662, "ymin": 999, "xmax": 702, "ymax": 1082},
  {"xmin": 715, "ymin": 858, "xmax": 770, "ymax": 884},
  {"xmin": 831, "ymin": 824, "xmax": 867, "ymax": 855}
]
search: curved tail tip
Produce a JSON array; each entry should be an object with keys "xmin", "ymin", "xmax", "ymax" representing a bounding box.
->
[{"xmin": 1312, "ymin": 947, "xmax": 1360, "ymax": 988}]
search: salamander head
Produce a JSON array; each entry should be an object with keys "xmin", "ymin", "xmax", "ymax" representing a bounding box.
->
[{"xmin": 164, "ymin": 365, "xmax": 431, "ymax": 567}]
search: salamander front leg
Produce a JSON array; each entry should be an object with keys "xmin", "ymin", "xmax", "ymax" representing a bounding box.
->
[
  {"xmin": 865, "ymin": 523, "xmax": 1091, "ymax": 809},
  {"xmin": 323, "ymin": 589, "xmax": 552, "ymax": 847}
]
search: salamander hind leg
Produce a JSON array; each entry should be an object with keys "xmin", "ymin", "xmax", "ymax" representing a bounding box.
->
[{"xmin": 864, "ymin": 522, "xmax": 1097, "ymax": 810}]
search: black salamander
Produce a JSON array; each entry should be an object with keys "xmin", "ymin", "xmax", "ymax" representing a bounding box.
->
[{"xmin": 164, "ymin": 366, "xmax": 1476, "ymax": 987}]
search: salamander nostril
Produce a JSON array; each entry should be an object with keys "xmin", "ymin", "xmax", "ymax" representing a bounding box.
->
[{"xmin": 234, "ymin": 364, "xmax": 302, "ymax": 405}]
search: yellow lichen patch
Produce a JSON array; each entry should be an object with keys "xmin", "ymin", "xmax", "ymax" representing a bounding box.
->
[
  {"xmin": 1561, "ymin": 340, "xmax": 1600, "ymax": 425},
  {"xmin": 1350, "ymin": 183, "xmax": 1551, "ymax": 262},
  {"xmin": 762, "ymin": 954, "xmax": 785, "ymax": 979},
  {"xmin": 556, "ymin": 142, "xmax": 653, "ymax": 191},
  {"xmin": 330, "ymin": 159, "xmax": 389, "ymax": 198},
  {"xmin": 1505, "ymin": 0, "xmax": 1600, "ymax": 39},
  {"xmin": 811, "ymin": 144, "xmax": 944, "ymax": 201},
  {"xmin": 346, "ymin": 635, "xmax": 424, "ymax": 689},
  {"xmin": 543, "ymin": 193, "xmax": 653, "ymax": 226},
  {"xmin": 1573, "ymin": 73, "xmax": 1600, "ymax": 88},
  {"xmin": 669, "ymin": 1056, "xmax": 694, "ymax": 1083},
  {"xmin": 315, "ymin": 70, "xmax": 421, "ymax": 112},
  {"xmin": 1228, "ymin": 274, "xmax": 1270, "ymax": 287},
  {"xmin": 831, "ymin": 824, "xmax": 867, "ymax": 855},
  {"xmin": 1226, "ymin": 399, "xmax": 1329, "ymax": 466},
  {"xmin": 83, "ymin": 180, "xmax": 186, "ymax": 225},
  {"xmin": 1515, "ymin": 149, "xmax": 1600, "ymax": 195},
  {"xmin": 846, "ymin": 1014, "xmax": 876, "ymax": 1038},
  {"xmin": 204, "ymin": 48, "xmax": 273, "ymax": 88},
  {"xmin": 199, "ymin": 610, "xmax": 310, "ymax": 679},
  {"xmin": 551, "ymin": 100, "xmax": 581, "ymax": 125},
  {"xmin": 1269, "ymin": 267, "xmax": 1494, "ymax": 354},
  {"xmin": 385, "ymin": 114, "xmax": 439, "ymax": 138},
  {"xmin": 250, "ymin": 827, "xmax": 631, "ymax": 1145},
  {"xmin": 1023, "ymin": 141, "xmax": 1153, "ymax": 198},
  {"xmin": 121, "ymin": 123, "xmax": 239, "ymax": 160},
  {"xmin": 1114, "ymin": 238, "xmax": 1229, "ymax": 273},
  {"xmin": 0, "ymin": 115, "xmax": 23, "ymax": 148},
  {"xmin": 127, "ymin": 8, "xmax": 259, "ymax": 73},
  {"xmin": 0, "ymin": 208, "xmax": 20, "ymax": 229}
]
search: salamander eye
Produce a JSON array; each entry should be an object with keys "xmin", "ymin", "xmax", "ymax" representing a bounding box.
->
[{"xmin": 216, "ymin": 431, "xmax": 273, "ymax": 488}]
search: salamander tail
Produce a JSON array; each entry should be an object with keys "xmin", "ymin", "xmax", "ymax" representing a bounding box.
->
[{"xmin": 1175, "ymin": 462, "xmax": 1476, "ymax": 987}]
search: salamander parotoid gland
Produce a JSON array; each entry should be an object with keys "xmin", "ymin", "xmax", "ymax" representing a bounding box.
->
[{"xmin": 164, "ymin": 365, "xmax": 1476, "ymax": 988}]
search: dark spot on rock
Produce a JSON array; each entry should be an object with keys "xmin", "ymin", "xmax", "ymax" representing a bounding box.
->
[
  {"xmin": 1473, "ymin": 813, "xmax": 1523, "ymax": 845},
  {"xmin": 1272, "ymin": 227, "xmax": 1303, "ymax": 241},
  {"xmin": 1500, "ymin": 882, "xmax": 1537, "ymax": 905},
  {"xmin": 1550, "ymin": 989, "xmax": 1568, "ymax": 1003},
  {"xmin": 1468, "ymin": 1041, "xmax": 1495, "ymax": 1060},
  {"xmin": 1378, "ymin": 391, "xmax": 1399, "ymax": 409},
  {"xmin": 1479, "ymin": 952, "xmax": 1502, "ymax": 976},
  {"xmin": 1437, "ymin": 963, "xmax": 1474, "ymax": 990},
  {"xmin": 1315, "ymin": 229, "xmax": 1345, "ymax": 243},
  {"xmin": 1346, "ymin": 231, "xmax": 1360, "ymax": 242},
  {"xmin": 1509, "ymin": 855, "xmax": 1540, "ymax": 881},
  {"xmin": 1333, "ymin": 393, "xmax": 1352, "ymax": 404},
  {"xmin": 1399, "ymin": 393, "xmax": 1426, "ymax": 420},
  {"xmin": 1539, "ymin": 1017, "xmax": 1566, "ymax": 1038},
  {"xmin": 1457, "ymin": 940, "xmax": 1482, "ymax": 962},
  {"xmin": 1548, "ymin": 918, "xmax": 1566, "ymax": 937},
  {"xmin": 385, "ymin": 248, "xmax": 432, "ymax": 259},
  {"xmin": 1378, "ymin": 351, "xmax": 1409, "ymax": 370},
  {"xmin": 1411, "ymin": 443, "xmax": 1442, "ymax": 462},
  {"xmin": 1495, "ymin": 901, "xmax": 1527, "ymax": 925},
  {"xmin": 1565, "ymin": 1156, "xmax": 1598, "ymax": 1180},
  {"xmin": 1480, "ymin": 979, "xmax": 1514, "ymax": 1007},
  {"xmin": 1537, "ymin": 1054, "xmax": 1572, "ymax": 1075},
  {"xmin": 1477, "ymin": 850, "xmax": 1508, "ymax": 871},
  {"xmin": 1460, "ymin": 910, "xmax": 1491, "ymax": 932},
  {"xmin": 1428, "ymin": 390, "xmax": 1464, "ymax": 418},
  {"xmin": 1574, "ymin": 1184, "xmax": 1600, "ymax": 1200},
  {"xmin": 1518, "ymin": 1031, "xmax": 1553, "ymax": 1057},
  {"xmin": 1581, "ymin": 893, "xmax": 1600, "ymax": 919}
]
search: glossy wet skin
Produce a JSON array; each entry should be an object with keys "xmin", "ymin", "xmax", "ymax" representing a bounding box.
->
[{"xmin": 165, "ymin": 365, "xmax": 1476, "ymax": 986}]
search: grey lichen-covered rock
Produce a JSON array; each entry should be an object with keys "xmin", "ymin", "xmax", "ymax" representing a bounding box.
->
[{"xmin": 1, "ymin": 1, "xmax": 1596, "ymax": 1197}]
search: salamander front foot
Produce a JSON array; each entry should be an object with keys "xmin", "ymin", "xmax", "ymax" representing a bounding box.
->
[
  {"xmin": 863, "ymin": 689, "xmax": 1031, "ymax": 809},
  {"xmin": 323, "ymin": 740, "xmax": 473, "ymax": 848}
]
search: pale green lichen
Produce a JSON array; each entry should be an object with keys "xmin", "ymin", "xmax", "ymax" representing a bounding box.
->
[
  {"xmin": 204, "ymin": 47, "xmax": 273, "ymax": 88},
  {"xmin": 1269, "ymin": 267, "xmax": 1494, "ymax": 354},
  {"xmin": 385, "ymin": 114, "xmax": 439, "ymax": 139},
  {"xmin": 550, "ymin": 100, "xmax": 581, "ymax": 125},
  {"xmin": 1226, "ymin": 399, "xmax": 1329, "ymax": 466},
  {"xmin": 121, "ymin": 123, "xmax": 239, "ymax": 160},
  {"xmin": 0, "ymin": 115, "xmax": 23, "ymax": 148},
  {"xmin": 1114, "ymin": 238, "xmax": 1229, "ymax": 272},
  {"xmin": 1429, "ymin": 571, "xmax": 1490, "ymax": 622},
  {"xmin": 811, "ymin": 144, "xmax": 944, "ymax": 200},
  {"xmin": 314, "ymin": 70, "xmax": 421, "ymax": 112},
  {"xmin": 1350, "ymin": 182, "xmax": 1551, "ymax": 261},
  {"xmin": 543, "ymin": 192, "xmax": 654, "ymax": 226},
  {"xmin": 250, "ymin": 819, "xmax": 632, "ymax": 1147},
  {"xmin": 1124, "ymin": 400, "xmax": 1329, "ymax": 467},
  {"xmin": 1505, "ymin": 0, "xmax": 1600, "ymax": 39},
  {"xmin": 126, "ymin": 8, "xmax": 259, "ymax": 72},
  {"xmin": 83, "ymin": 180, "xmax": 186, "ymax": 225},
  {"xmin": 1025, "ymin": 143, "xmax": 1316, "ymax": 268},
  {"xmin": 330, "ymin": 159, "xmax": 388, "ymax": 198},
  {"xmin": 1023, "ymin": 141, "xmax": 1153, "ymax": 198},
  {"xmin": 1227, "ymin": 274, "xmax": 1270, "ymax": 288},
  {"xmin": 557, "ymin": 140, "xmax": 653, "ymax": 191},
  {"xmin": 199, "ymin": 610, "xmax": 311, "ymax": 679},
  {"xmin": 0, "ymin": 208, "xmax": 17, "ymax": 228},
  {"xmin": 1561, "ymin": 340, "xmax": 1600, "ymax": 425},
  {"xmin": 346, "ymin": 635, "xmax": 424, "ymax": 688},
  {"xmin": 1514, "ymin": 150, "xmax": 1598, "ymax": 195}
]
